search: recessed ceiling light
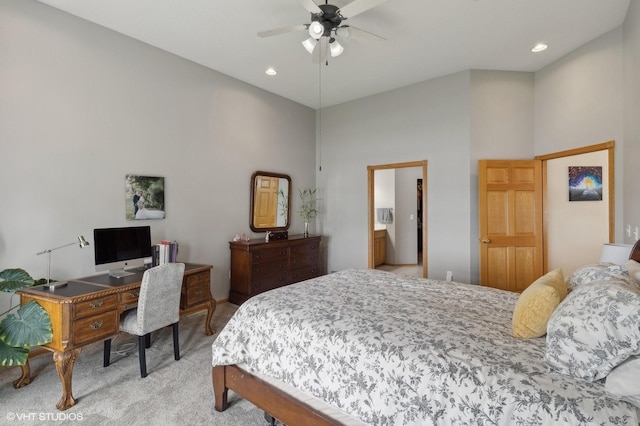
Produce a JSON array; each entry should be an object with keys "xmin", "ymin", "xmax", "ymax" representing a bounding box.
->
[
  {"xmin": 265, "ymin": 67, "xmax": 277, "ymax": 76},
  {"xmin": 531, "ymin": 43, "xmax": 548, "ymax": 53}
]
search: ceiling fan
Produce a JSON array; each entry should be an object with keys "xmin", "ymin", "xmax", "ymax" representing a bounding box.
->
[{"xmin": 258, "ymin": 0, "xmax": 387, "ymax": 63}]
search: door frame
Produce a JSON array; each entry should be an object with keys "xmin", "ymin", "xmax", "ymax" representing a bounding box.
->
[
  {"xmin": 535, "ymin": 140, "xmax": 615, "ymax": 272},
  {"xmin": 367, "ymin": 160, "xmax": 428, "ymax": 277}
]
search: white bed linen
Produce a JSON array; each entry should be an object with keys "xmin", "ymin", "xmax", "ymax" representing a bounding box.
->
[{"xmin": 212, "ymin": 269, "xmax": 639, "ymax": 425}]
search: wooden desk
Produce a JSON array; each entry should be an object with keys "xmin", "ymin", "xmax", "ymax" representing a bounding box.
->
[{"xmin": 17, "ymin": 263, "xmax": 215, "ymax": 411}]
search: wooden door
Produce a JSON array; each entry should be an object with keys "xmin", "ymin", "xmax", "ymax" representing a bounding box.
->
[
  {"xmin": 478, "ymin": 160, "xmax": 543, "ymax": 292},
  {"xmin": 253, "ymin": 176, "xmax": 278, "ymax": 228}
]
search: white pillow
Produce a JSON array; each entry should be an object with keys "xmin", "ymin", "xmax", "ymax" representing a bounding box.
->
[
  {"xmin": 565, "ymin": 263, "xmax": 631, "ymax": 290},
  {"xmin": 606, "ymin": 355, "xmax": 640, "ymax": 396},
  {"xmin": 545, "ymin": 280, "xmax": 640, "ymax": 381}
]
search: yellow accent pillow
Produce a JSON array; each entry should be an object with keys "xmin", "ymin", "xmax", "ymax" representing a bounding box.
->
[{"xmin": 512, "ymin": 269, "xmax": 566, "ymax": 339}]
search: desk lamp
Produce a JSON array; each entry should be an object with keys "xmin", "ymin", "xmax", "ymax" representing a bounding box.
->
[{"xmin": 37, "ymin": 235, "xmax": 90, "ymax": 290}]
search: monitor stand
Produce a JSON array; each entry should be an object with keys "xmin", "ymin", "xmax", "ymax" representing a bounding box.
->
[{"xmin": 108, "ymin": 268, "xmax": 135, "ymax": 278}]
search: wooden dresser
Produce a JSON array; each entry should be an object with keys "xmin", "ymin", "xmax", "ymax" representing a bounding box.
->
[{"xmin": 229, "ymin": 235, "xmax": 322, "ymax": 305}]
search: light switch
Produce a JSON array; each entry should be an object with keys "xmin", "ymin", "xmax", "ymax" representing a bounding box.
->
[{"xmin": 409, "ymin": 214, "xmax": 414, "ymax": 220}]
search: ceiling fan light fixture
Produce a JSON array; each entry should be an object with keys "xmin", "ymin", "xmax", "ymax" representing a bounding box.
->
[
  {"xmin": 308, "ymin": 21, "xmax": 324, "ymax": 39},
  {"xmin": 329, "ymin": 39, "xmax": 344, "ymax": 57},
  {"xmin": 302, "ymin": 37, "xmax": 317, "ymax": 54}
]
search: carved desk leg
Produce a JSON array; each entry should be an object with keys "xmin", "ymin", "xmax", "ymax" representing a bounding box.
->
[
  {"xmin": 53, "ymin": 349, "xmax": 81, "ymax": 411},
  {"xmin": 204, "ymin": 298, "xmax": 217, "ymax": 336},
  {"xmin": 12, "ymin": 361, "xmax": 31, "ymax": 389}
]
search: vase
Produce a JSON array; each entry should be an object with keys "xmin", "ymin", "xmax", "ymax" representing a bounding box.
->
[{"xmin": 304, "ymin": 222, "xmax": 309, "ymax": 237}]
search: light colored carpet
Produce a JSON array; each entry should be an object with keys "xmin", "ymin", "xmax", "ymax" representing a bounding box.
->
[{"xmin": 0, "ymin": 303, "xmax": 271, "ymax": 426}]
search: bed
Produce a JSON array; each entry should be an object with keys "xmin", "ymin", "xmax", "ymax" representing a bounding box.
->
[{"xmin": 212, "ymin": 248, "xmax": 640, "ymax": 425}]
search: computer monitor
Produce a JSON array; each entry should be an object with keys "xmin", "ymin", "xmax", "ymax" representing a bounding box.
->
[{"xmin": 93, "ymin": 226, "xmax": 152, "ymax": 278}]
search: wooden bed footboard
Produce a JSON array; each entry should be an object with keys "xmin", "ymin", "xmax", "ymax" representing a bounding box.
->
[{"xmin": 212, "ymin": 365, "xmax": 342, "ymax": 425}]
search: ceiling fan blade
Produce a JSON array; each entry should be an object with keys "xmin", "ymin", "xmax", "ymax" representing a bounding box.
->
[
  {"xmin": 344, "ymin": 25, "xmax": 386, "ymax": 43},
  {"xmin": 258, "ymin": 24, "xmax": 307, "ymax": 38},
  {"xmin": 338, "ymin": 0, "xmax": 387, "ymax": 19},
  {"xmin": 299, "ymin": 0, "xmax": 322, "ymax": 14}
]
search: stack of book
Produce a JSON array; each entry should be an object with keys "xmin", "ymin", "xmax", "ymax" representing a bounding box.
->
[{"xmin": 152, "ymin": 240, "xmax": 179, "ymax": 266}]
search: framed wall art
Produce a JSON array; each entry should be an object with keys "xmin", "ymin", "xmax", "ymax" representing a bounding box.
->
[
  {"xmin": 125, "ymin": 175, "xmax": 166, "ymax": 220},
  {"xmin": 568, "ymin": 166, "xmax": 602, "ymax": 201}
]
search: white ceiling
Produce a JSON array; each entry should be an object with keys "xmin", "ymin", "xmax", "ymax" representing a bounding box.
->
[{"xmin": 37, "ymin": 0, "xmax": 630, "ymax": 109}]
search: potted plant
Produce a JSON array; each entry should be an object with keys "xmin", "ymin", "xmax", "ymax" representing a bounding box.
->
[
  {"xmin": 0, "ymin": 268, "xmax": 52, "ymax": 367},
  {"xmin": 298, "ymin": 188, "xmax": 319, "ymax": 237}
]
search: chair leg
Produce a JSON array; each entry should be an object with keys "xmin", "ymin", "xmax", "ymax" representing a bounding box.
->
[
  {"xmin": 138, "ymin": 335, "xmax": 148, "ymax": 378},
  {"xmin": 103, "ymin": 339, "xmax": 111, "ymax": 367},
  {"xmin": 144, "ymin": 333, "xmax": 151, "ymax": 349},
  {"xmin": 172, "ymin": 322, "xmax": 180, "ymax": 361}
]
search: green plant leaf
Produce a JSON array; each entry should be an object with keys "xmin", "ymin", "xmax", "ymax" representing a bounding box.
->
[
  {"xmin": 0, "ymin": 268, "xmax": 35, "ymax": 292},
  {"xmin": 0, "ymin": 338, "xmax": 29, "ymax": 366},
  {"xmin": 0, "ymin": 300, "xmax": 52, "ymax": 348}
]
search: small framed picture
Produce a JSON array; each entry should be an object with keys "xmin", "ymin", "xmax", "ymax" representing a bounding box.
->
[{"xmin": 125, "ymin": 175, "xmax": 166, "ymax": 220}]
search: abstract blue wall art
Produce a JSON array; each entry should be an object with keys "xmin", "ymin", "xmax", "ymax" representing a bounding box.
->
[{"xmin": 568, "ymin": 166, "xmax": 602, "ymax": 201}]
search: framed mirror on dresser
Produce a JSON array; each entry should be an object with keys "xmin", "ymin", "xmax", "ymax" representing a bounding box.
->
[{"xmin": 250, "ymin": 171, "xmax": 291, "ymax": 232}]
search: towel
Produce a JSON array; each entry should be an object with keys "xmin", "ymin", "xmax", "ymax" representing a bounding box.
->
[{"xmin": 376, "ymin": 208, "xmax": 393, "ymax": 224}]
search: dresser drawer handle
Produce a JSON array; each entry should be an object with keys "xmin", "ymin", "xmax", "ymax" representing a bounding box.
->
[
  {"xmin": 89, "ymin": 300, "xmax": 104, "ymax": 309},
  {"xmin": 90, "ymin": 320, "xmax": 104, "ymax": 330},
  {"xmin": 130, "ymin": 290, "xmax": 139, "ymax": 298},
  {"xmin": 194, "ymin": 290, "xmax": 203, "ymax": 296},
  {"xmin": 195, "ymin": 274, "xmax": 201, "ymax": 280}
]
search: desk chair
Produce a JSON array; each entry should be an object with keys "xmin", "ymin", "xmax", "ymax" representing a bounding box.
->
[{"xmin": 103, "ymin": 262, "xmax": 186, "ymax": 378}]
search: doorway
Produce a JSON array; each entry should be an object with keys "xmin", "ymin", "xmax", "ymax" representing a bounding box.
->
[{"xmin": 367, "ymin": 160, "xmax": 428, "ymax": 278}]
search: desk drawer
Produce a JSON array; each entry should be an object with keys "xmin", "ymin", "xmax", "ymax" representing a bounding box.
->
[
  {"xmin": 186, "ymin": 270, "xmax": 210, "ymax": 287},
  {"xmin": 120, "ymin": 288, "xmax": 140, "ymax": 306},
  {"xmin": 73, "ymin": 310, "xmax": 118, "ymax": 347},
  {"xmin": 74, "ymin": 295, "xmax": 118, "ymax": 319},
  {"xmin": 183, "ymin": 282, "xmax": 211, "ymax": 308}
]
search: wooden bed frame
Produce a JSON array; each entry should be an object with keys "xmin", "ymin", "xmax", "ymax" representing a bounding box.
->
[
  {"xmin": 212, "ymin": 241, "xmax": 640, "ymax": 425},
  {"xmin": 212, "ymin": 365, "xmax": 342, "ymax": 425}
]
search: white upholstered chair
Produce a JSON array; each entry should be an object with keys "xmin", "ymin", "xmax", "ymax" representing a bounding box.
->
[{"xmin": 103, "ymin": 262, "xmax": 186, "ymax": 378}]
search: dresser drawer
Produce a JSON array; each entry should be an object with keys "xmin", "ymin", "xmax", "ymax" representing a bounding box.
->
[
  {"xmin": 73, "ymin": 310, "xmax": 118, "ymax": 347},
  {"xmin": 183, "ymin": 281, "xmax": 211, "ymax": 308},
  {"xmin": 290, "ymin": 241, "xmax": 320, "ymax": 256},
  {"xmin": 186, "ymin": 270, "xmax": 210, "ymax": 287},
  {"xmin": 252, "ymin": 259, "xmax": 288, "ymax": 276},
  {"xmin": 74, "ymin": 295, "xmax": 118, "ymax": 319},
  {"xmin": 252, "ymin": 273, "xmax": 288, "ymax": 294},
  {"xmin": 289, "ymin": 265, "xmax": 321, "ymax": 283},
  {"xmin": 252, "ymin": 247, "xmax": 288, "ymax": 263},
  {"xmin": 290, "ymin": 253, "xmax": 319, "ymax": 270}
]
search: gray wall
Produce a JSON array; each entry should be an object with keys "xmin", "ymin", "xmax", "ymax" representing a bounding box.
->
[
  {"xmin": 623, "ymin": 0, "xmax": 640, "ymax": 245},
  {"xmin": 0, "ymin": 1, "xmax": 315, "ymax": 307},
  {"xmin": 534, "ymin": 27, "xmax": 625, "ymax": 243},
  {"xmin": 317, "ymin": 71, "xmax": 472, "ymax": 281}
]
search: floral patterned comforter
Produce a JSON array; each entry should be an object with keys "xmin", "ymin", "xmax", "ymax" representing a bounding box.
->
[{"xmin": 211, "ymin": 269, "xmax": 639, "ymax": 425}]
